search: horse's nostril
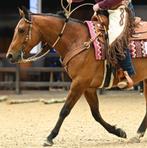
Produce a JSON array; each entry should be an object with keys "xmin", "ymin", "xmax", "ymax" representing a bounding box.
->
[{"xmin": 7, "ymin": 54, "xmax": 13, "ymax": 60}]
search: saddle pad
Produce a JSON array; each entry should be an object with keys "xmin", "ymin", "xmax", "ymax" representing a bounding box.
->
[
  {"xmin": 129, "ymin": 40, "xmax": 147, "ymax": 58},
  {"xmin": 85, "ymin": 21, "xmax": 105, "ymax": 60},
  {"xmin": 85, "ymin": 21, "xmax": 147, "ymax": 60}
]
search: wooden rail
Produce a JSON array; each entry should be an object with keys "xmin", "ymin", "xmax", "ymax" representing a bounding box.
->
[{"xmin": 0, "ymin": 54, "xmax": 71, "ymax": 94}]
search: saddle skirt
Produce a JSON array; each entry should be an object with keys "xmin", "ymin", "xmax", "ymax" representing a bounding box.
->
[
  {"xmin": 85, "ymin": 20, "xmax": 147, "ymax": 60},
  {"xmin": 131, "ymin": 19, "xmax": 147, "ymax": 40}
]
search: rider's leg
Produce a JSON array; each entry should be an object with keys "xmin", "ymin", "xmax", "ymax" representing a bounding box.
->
[
  {"xmin": 119, "ymin": 48, "xmax": 135, "ymax": 76},
  {"xmin": 116, "ymin": 2, "xmax": 135, "ymax": 88},
  {"xmin": 121, "ymin": 2, "xmax": 135, "ymax": 77},
  {"xmin": 117, "ymin": 48, "xmax": 135, "ymax": 88},
  {"xmin": 108, "ymin": 5, "xmax": 135, "ymax": 89}
]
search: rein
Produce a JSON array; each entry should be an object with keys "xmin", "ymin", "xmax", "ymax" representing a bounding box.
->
[{"xmin": 20, "ymin": 0, "xmax": 96, "ymax": 63}]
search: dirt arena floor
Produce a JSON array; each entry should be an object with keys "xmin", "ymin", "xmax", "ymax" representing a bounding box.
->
[{"xmin": 0, "ymin": 90, "xmax": 147, "ymax": 148}]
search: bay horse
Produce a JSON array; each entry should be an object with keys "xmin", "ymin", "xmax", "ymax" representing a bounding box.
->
[{"xmin": 6, "ymin": 7, "xmax": 147, "ymax": 146}]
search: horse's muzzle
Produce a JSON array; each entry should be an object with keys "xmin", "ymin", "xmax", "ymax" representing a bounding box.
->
[
  {"xmin": 6, "ymin": 53, "xmax": 14, "ymax": 62},
  {"xmin": 6, "ymin": 51, "xmax": 22, "ymax": 63}
]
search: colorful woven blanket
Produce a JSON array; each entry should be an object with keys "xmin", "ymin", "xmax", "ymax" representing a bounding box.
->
[{"xmin": 85, "ymin": 21, "xmax": 147, "ymax": 60}]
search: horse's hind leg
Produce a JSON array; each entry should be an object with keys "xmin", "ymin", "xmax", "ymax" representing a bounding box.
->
[
  {"xmin": 130, "ymin": 79, "xmax": 147, "ymax": 142},
  {"xmin": 84, "ymin": 88, "xmax": 127, "ymax": 138},
  {"xmin": 44, "ymin": 80, "xmax": 87, "ymax": 146},
  {"xmin": 137, "ymin": 80, "xmax": 147, "ymax": 135}
]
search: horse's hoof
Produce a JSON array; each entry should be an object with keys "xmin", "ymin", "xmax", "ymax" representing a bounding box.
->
[
  {"xmin": 115, "ymin": 128, "xmax": 127, "ymax": 138},
  {"xmin": 43, "ymin": 139, "xmax": 54, "ymax": 147}
]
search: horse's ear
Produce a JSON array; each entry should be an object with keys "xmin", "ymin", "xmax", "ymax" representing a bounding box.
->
[
  {"xmin": 18, "ymin": 8, "xmax": 25, "ymax": 18},
  {"xmin": 19, "ymin": 6, "xmax": 31, "ymax": 21}
]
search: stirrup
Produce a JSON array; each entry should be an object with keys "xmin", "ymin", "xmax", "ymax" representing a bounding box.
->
[
  {"xmin": 117, "ymin": 71, "xmax": 134, "ymax": 89},
  {"xmin": 117, "ymin": 79, "xmax": 128, "ymax": 89}
]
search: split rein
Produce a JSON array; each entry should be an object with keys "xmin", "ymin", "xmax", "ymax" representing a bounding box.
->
[{"xmin": 20, "ymin": 2, "xmax": 97, "ymax": 63}]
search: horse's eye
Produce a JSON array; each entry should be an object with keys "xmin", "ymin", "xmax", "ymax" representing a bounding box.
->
[{"xmin": 18, "ymin": 28, "xmax": 25, "ymax": 34}]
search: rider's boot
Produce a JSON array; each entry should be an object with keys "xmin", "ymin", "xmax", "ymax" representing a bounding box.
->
[{"xmin": 117, "ymin": 48, "xmax": 135, "ymax": 89}]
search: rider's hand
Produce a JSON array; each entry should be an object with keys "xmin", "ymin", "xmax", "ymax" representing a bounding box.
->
[
  {"xmin": 93, "ymin": 3, "xmax": 100, "ymax": 12},
  {"xmin": 67, "ymin": 0, "xmax": 72, "ymax": 4}
]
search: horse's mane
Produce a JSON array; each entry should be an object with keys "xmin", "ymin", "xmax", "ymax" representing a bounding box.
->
[{"xmin": 31, "ymin": 11, "xmax": 84, "ymax": 24}]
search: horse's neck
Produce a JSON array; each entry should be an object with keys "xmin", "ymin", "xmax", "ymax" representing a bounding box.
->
[
  {"xmin": 34, "ymin": 15, "xmax": 88, "ymax": 58},
  {"xmin": 33, "ymin": 15, "xmax": 64, "ymax": 45}
]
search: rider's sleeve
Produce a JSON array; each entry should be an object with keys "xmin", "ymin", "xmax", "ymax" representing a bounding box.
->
[{"xmin": 97, "ymin": 0, "xmax": 123, "ymax": 9}]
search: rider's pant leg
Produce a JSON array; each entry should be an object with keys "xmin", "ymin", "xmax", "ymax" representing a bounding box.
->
[{"xmin": 118, "ymin": 48, "xmax": 135, "ymax": 76}]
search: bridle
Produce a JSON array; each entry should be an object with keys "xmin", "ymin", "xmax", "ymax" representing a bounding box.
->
[
  {"xmin": 20, "ymin": 18, "xmax": 32, "ymax": 59},
  {"xmin": 23, "ymin": 18, "xmax": 32, "ymax": 41},
  {"xmin": 19, "ymin": 0, "xmax": 95, "ymax": 63},
  {"xmin": 19, "ymin": 15, "xmax": 68, "ymax": 63}
]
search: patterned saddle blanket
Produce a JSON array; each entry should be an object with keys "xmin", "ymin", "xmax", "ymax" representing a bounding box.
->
[{"xmin": 85, "ymin": 21, "xmax": 147, "ymax": 60}]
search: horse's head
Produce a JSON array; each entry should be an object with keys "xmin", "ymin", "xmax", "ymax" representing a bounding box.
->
[{"xmin": 6, "ymin": 7, "xmax": 41, "ymax": 63}]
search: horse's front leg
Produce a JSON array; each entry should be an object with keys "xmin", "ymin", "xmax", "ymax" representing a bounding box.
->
[
  {"xmin": 129, "ymin": 79, "xmax": 147, "ymax": 143},
  {"xmin": 44, "ymin": 79, "xmax": 88, "ymax": 146}
]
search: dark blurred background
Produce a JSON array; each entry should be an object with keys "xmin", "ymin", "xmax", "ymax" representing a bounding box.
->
[{"xmin": 0, "ymin": 0, "xmax": 147, "ymax": 53}]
